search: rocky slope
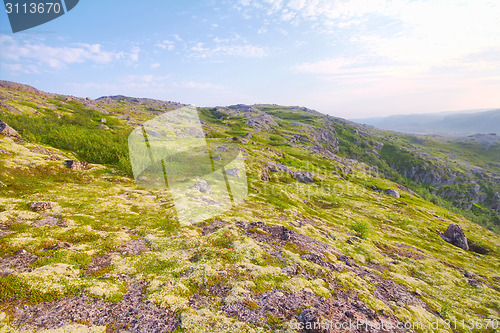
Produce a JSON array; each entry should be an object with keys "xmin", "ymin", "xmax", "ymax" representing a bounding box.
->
[{"xmin": 0, "ymin": 81, "xmax": 499, "ymax": 332}]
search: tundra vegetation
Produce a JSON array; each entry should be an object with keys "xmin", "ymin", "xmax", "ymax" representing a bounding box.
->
[{"xmin": 0, "ymin": 81, "xmax": 499, "ymax": 332}]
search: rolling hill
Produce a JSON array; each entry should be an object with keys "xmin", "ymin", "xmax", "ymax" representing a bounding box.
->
[{"xmin": 0, "ymin": 81, "xmax": 499, "ymax": 332}]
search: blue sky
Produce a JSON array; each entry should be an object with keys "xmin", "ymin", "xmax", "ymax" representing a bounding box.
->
[{"xmin": 1, "ymin": 0, "xmax": 499, "ymax": 118}]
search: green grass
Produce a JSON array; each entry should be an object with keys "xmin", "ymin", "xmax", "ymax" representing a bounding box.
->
[
  {"xmin": 0, "ymin": 102, "xmax": 132, "ymax": 176},
  {"xmin": 1, "ymin": 86, "xmax": 500, "ymax": 331}
]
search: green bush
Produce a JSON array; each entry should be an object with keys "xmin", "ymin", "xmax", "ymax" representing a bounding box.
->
[{"xmin": 351, "ymin": 221, "xmax": 370, "ymax": 239}]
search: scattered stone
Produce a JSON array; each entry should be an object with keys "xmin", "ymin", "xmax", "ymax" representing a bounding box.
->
[
  {"xmin": 51, "ymin": 242, "xmax": 72, "ymax": 250},
  {"xmin": 100, "ymin": 118, "xmax": 107, "ymax": 123},
  {"xmin": 267, "ymin": 162, "xmax": 291, "ymax": 174},
  {"xmin": 188, "ymin": 293, "xmax": 212, "ymax": 310},
  {"xmin": 32, "ymin": 216, "xmax": 66, "ymax": 227},
  {"xmin": 302, "ymin": 287, "xmax": 314, "ymax": 294},
  {"xmin": 0, "ymin": 250, "xmax": 38, "ymax": 277},
  {"xmin": 464, "ymin": 271, "xmax": 474, "ymax": 278},
  {"xmin": 0, "ymin": 180, "xmax": 6, "ymax": 187},
  {"xmin": 198, "ymin": 219, "xmax": 227, "ymax": 236},
  {"xmin": 292, "ymin": 171, "xmax": 317, "ymax": 183},
  {"xmin": 29, "ymin": 201, "xmax": 54, "ymax": 212},
  {"xmin": 202, "ymin": 197, "xmax": 220, "ymax": 206},
  {"xmin": 346, "ymin": 237, "xmax": 361, "ymax": 245},
  {"xmin": 245, "ymin": 113, "xmax": 278, "ymax": 131},
  {"xmin": 297, "ymin": 308, "xmax": 324, "ymax": 333},
  {"xmin": 64, "ymin": 160, "xmax": 89, "ymax": 171},
  {"xmin": 0, "ymin": 120, "xmax": 22, "ymax": 139},
  {"xmin": 11, "ymin": 282, "xmax": 180, "ymax": 332},
  {"xmin": 468, "ymin": 279, "xmax": 482, "ymax": 288},
  {"xmin": 385, "ymin": 189, "xmax": 400, "ymax": 198},
  {"xmin": 97, "ymin": 124, "xmax": 109, "ymax": 130},
  {"xmin": 225, "ymin": 168, "xmax": 241, "ymax": 178},
  {"xmin": 281, "ymin": 266, "xmax": 296, "ymax": 275},
  {"xmin": 189, "ymin": 179, "xmax": 212, "ymax": 193},
  {"xmin": 237, "ymin": 138, "xmax": 250, "ymax": 144},
  {"xmin": 0, "ymin": 101, "xmax": 21, "ymax": 114},
  {"xmin": 338, "ymin": 255, "xmax": 354, "ymax": 267},
  {"xmin": 441, "ymin": 224, "xmax": 469, "ymax": 250},
  {"xmin": 261, "ymin": 167, "xmax": 271, "ymax": 181},
  {"xmin": 214, "ymin": 145, "xmax": 228, "ymax": 152},
  {"xmin": 119, "ymin": 238, "xmax": 149, "ymax": 255},
  {"xmin": 83, "ymin": 255, "xmax": 113, "ymax": 277}
]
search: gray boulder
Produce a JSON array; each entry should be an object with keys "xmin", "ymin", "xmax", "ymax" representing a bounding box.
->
[
  {"xmin": 65, "ymin": 160, "xmax": 89, "ymax": 171},
  {"xmin": 267, "ymin": 162, "xmax": 291, "ymax": 174},
  {"xmin": 225, "ymin": 168, "xmax": 241, "ymax": 178},
  {"xmin": 189, "ymin": 180, "xmax": 212, "ymax": 194},
  {"xmin": 292, "ymin": 171, "xmax": 317, "ymax": 183},
  {"xmin": 441, "ymin": 224, "xmax": 469, "ymax": 250},
  {"xmin": 385, "ymin": 189, "xmax": 401, "ymax": 198},
  {"xmin": 245, "ymin": 113, "xmax": 278, "ymax": 131},
  {"xmin": 30, "ymin": 201, "xmax": 54, "ymax": 212},
  {"xmin": 297, "ymin": 308, "xmax": 323, "ymax": 333}
]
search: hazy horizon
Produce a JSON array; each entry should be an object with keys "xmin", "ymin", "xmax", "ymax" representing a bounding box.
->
[{"xmin": 1, "ymin": 0, "xmax": 499, "ymax": 118}]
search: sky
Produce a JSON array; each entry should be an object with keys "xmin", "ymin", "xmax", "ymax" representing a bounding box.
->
[{"xmin": 0, "ymin": 0, "xmax": 499, "ymax": 119}]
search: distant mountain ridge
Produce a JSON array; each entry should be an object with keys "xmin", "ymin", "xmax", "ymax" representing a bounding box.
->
[{"xmin": 355, "ymin": 109, "xmax": 500, "ymax": 136}]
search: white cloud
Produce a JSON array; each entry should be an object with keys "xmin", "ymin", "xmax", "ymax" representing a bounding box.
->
[
  {"xmin": 150, "ymin": 63, "xmax": 161, "ymax": 69},
  {"xmin": 0, "ymin": 35, "xmax": 139, "ymax": 73},
  {"xmin": 156, "ymin": 40, "xmax": 175, "ymax": 50},
  {"xmin": 129, "ymin": 46, "xmax": 140, "ymax": 62},
  {"xmin": 189, "ymin": 35, "xmax": 268, "ymax": 59},
  {"xmin": 240, "ymin": 0, "xmax": 500, "ymax": 69},
  {"xmin": 239, "ymin": 0, "xmax": 388, "ymax": 27}
]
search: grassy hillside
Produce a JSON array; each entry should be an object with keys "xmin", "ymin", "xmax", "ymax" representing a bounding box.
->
[{"xmin": 0, "ymin": 82, "xmax": 499, "ymax": 332}]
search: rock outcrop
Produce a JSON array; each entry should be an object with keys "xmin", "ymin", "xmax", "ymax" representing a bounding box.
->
[
  {"xmin": 267, "ymin": 162, "xmax": 291, "ymax": 174},
  {"xmin": 385, "ymin": 189, "xmax": 400, "ymax": 198},
  {"xmin": 189, "ymin": 180, "xmax": 212, "ymax": 193},
  {"xmin": 261, "ymin": 166, "xmax": 271, "ymax": 181},
  {"xmin": 0, "ymin": 101, "xmax": 21, "ymax": 114},
  {"xmin": 262, "ymin": 162, "xmax": 317, "ymax": 183},
  {"xmin": 292, "ymin": 171, "xmax": 317, "ymax": 183},
  {"xmin": 0, "ymin": 120, "xmax": 22, "ymax": 139},
  {"xmin": 441, "ymin": 224, "xmax": 469, "ymax": 250},
  {"xmin": 225, "ymin": 168, "xmax": 241, "ymax": 178},
  {"xmin": 245, "ymin": 113, "xmax": 278, "ymax": 131},
  {"xmin": 402, "ymin": 165, "xmax": 457, "ymax": 186},
  {"xmin": 0, "ymin": 80, "xmax": 50, "ymax": 98}
]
